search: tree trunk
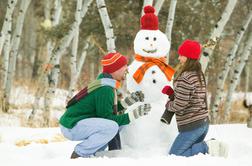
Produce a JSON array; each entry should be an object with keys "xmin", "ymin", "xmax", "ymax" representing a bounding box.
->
[
  {"xmin": 42, "ymin": 0, "xmax": 93, "ymax": 127},
  {"xmin": 165, "ymin": 0, "xmax": 177, "ymax": 64},
  {"xmin": 244, "ymin": 59, "xmax": 250, "ymax": 101},
  {"xmin": 154, "ymin": 0, "xmax": 165, "ymax": 15},
  {"xmin": 47, "ymin": 0, "xmax": 62, "ymax": 57},
  {"xmin": 141, "ymin": 0, "xmax": 153, "ymax": 16},
  {"xmin": 0, "ymin": 0, "xmax": 18, "ymax": 93},
  {"xmin": 223, "ymin": 32, "xmax": 252, "ymax": 122},
  {"xmin": 96, "ymin": 0, "xmax": 116, "ymax": 53},
  {"xmin": 0, "ymin": 0, "xmax": 18, "ymax": 56},
  {"xmin": 29, "ymin": 0, "xmax": 62, "ymax": 124},
  {"xmin": 2, "ymin": 0, "xmax": 31, "ymax": 113},
  {"xmin": 66, "ymin": 0, "xmax": 82, "ymax": 102},
  {"xmin": 200, "ymin": 0, "xmax": 237, "ymax": 73},
  {"xmin": 210, "ymin": 9, "xmax": 252, "ymax": 123},
  {"xmin": 248, "ymin": 107, "xmax": 252, "ymax": 128}
]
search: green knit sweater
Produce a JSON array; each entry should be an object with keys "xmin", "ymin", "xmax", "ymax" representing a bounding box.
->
[{"xmin": 59, "ymin": 73, "xmax": 130, "ymax": 129}]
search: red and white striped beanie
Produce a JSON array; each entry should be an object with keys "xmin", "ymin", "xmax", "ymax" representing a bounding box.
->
[{"xmin": 101, "ymin": 52, "xmax": 128, "ymax": 73}]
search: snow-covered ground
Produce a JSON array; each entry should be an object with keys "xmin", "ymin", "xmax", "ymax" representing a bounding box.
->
[
  {"xmin": 0, "ymin": 124, "xmax": 252, "ymax": 166},
  {"xmin": 1, "ymin": 86, "xmax": 252, "ymax": 166}
]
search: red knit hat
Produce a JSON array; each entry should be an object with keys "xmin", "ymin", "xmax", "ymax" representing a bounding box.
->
[
  {"xmin": 178, "ymin": 39, "xmax": 202, "ymax": 60},
  {"xmin": 101, "ymin": 52, "xmax": 128, "ymax": 73},
  {"xmin": 141, "ymin": 6, "xmax": 158, "ymax": 30}
]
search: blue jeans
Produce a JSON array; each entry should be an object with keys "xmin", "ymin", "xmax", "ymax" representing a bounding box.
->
[
  {"xmin": 169, "ymin": 123, "xmax": 209, "ymax": 157},
  {"xmin": 60, "ymin": 118, "xmax": 119, "ymax": 157}
]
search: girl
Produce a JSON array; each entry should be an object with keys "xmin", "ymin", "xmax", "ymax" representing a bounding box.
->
[{"xmin": 166, "ymin": 39, "xmax": 228, "ymax": 157}]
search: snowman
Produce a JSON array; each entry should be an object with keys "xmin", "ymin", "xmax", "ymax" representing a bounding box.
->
[{"xmin": 120, "ymin": 6, "xmax": 178, "ymax": 156}]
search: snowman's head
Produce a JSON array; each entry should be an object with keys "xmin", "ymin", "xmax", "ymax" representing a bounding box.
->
[
  {"xmin": 134, "ymin": 30, "xmax": 170, "ymax": 57},
  {"xmin": 134, "ymin": 5, "xmax": 170, "ymax": 58}
]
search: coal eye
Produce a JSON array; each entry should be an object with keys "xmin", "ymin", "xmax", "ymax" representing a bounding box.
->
[
  {"xmin": 152, "ymin": 79, "xmax": 156, "ymax": 84},
  {"xmin": 145, "ymin": 37, "xmax": 149, "ymax": 40},
  {"xmin": 152, "ymin": 70, "xmax": 156, "ymax": 74},
  {"xmin": 153, "ymin": 37, "xmax": 157, "ymax": 41}
]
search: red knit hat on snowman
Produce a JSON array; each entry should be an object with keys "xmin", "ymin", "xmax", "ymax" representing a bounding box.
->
[
  {"xmin": 178, "ymin": 39, "xmax": 202, "ymax": 60},
  {"xmin": 141, "ymin": 6, "xmax": 159, "ymax": 30}
]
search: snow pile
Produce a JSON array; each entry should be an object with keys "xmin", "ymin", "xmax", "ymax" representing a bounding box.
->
[{"xmin": 0, "ymin": 124, "xmax": 252, "ymax": 166}]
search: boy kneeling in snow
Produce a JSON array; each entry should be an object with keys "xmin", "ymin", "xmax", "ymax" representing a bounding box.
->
[{"xmin": 59, "ymin": 52, "xmax": 151, "ymax": 158}]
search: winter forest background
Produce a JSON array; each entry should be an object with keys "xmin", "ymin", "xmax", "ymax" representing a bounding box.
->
[{"xmin": 0, "ymin": 0, "xmax": 252, "ymax": 134}]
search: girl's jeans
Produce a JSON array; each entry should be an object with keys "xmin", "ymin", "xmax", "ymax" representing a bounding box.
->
[{"xmin": 169, "ymin": 123, "xmax": 209, "ymax": 157}]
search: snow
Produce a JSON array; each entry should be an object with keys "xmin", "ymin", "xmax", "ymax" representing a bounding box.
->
[
  {"xmin": 0, "ymin": 124, "xmax": 252, "ymax": 166},
  {"xmin": 1, "ymin": 87, "xmax": 252, "ymax": 166},
  {"xmin": 9, "ymin": 86, "xmax": 68, "ymax": 109}
]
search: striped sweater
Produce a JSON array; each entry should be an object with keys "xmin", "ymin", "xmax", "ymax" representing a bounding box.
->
[{"xmin": 166, "ymin": 71, "xmax": 209, "ymax": 132}]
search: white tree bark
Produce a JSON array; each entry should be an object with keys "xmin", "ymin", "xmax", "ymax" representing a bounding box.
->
[
  {"xmin": 46, "ymin": 0, "xmax": 62, "ymax": 61},
  {"xmin": 43, "ymin": 0, "xmax": 93, "ymax": 126},
  {"xmin": 210, "ymin": 10, "xmax": 252, "ymax": 123},
  {"xmin": 200, "ymin": 0, "xmax": 237, "ymax": 73},
  {"xmin": 224, "ymin": 32, "xmax": 252, "ymax": 121},
  {"xmin": 141, "ymin": 0, "xmax": 153, "ymax": 16},
  {"xmin": 165, "ymin": 0, "xmax": 177, "ymax": 63},
  {"xmin": 67, "ymin": 0, "xmax": 83, "ymax": 102},
  {"xmin": 244, "ymin": 59, "xmax": 250, "ymax": 100},
  {"xmin": 77, "ymin": 43, "xmax": 89, "ymax": 80},
  {"xmin": 2, "ymin": 0, "xmax": 31, "ymax": 113},
  {"xmin": 52, "ymin": 0, "xmax": 62, "ymax": 26},
  {"xmin": 0, "ymin": 0, "xmax": 18, "ymax": 56},
  {"xmin": 154, "ymin": 0, "xmax": 165, "ymax": 15},
  {"xmin": 96, "ymin": 0, "xmax": 116, "ymax": 53},
  {"xmin": 0, "ymin": 0, "xmax": 18, "ymax": 91},
  {"xmin": 2, "ymin": 28, "xmax": 12, "ymax": 87},
  {"xmin": 245, "ymin": 59, "xmax": 252, "ymax": 128},
  {"xmin": 29, "ymin": 0, "xmax": 62, "ymax": 124}
]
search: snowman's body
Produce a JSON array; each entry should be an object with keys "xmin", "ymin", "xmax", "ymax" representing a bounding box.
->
[
  {"xmin": 121, "ymin": 29, "xmax": 178, "ymax": 153},
  {"xmin": 127, "ymin": 30, "xmax": 173, "ymax": 103}
]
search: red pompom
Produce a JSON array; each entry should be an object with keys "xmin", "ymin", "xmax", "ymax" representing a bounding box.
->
[
  {"xmin": 144, "ymin": 5, "xmax": 155, "ymax": 14},
  {"xmin": 162, "ymin": 86, "xmax": 174, "ymax": 96},
  {"xmin": 141, "ymin": 6, "xmax": 158, "ymax": 30}
]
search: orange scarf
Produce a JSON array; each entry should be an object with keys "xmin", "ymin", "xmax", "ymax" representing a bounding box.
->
[{"xmin": 133, "ymin": 54, "xmax": 175, "ymax": 84}]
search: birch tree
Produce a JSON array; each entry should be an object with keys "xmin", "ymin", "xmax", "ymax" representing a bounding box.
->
[
  {"xmin": 42, "ymin": 0, "xmax": 93, "ymax": 127},
  {"xmin": 245, "ymin": 59, "xmax": 252, "ymax": 128},
  {"xmin": 154, "ymin": 0, "xmax": 165, "ymax": 15},
  {"xmin": 223, "ymin": 32, "xmax": 252, "ymax": 121},
  {"xmin": 0, "ymin": 0, "xmax": 18, "ymax": 90},
  {"xmin": 141, "ymin": 0, "xmax": 153, "ymax": 16},
  {"xmin": 165, "ymin": 0, "xmax": 177, "ymax": 63},
  {"xmin": 210, "ymin": 10, "xmax": 252, "ymax": 123},
  {"xmin": 200, "ymin": 0, "xmax": 237, "ymax": 73},
  {"xmin": 66, "ymin": 0, "xmax": 91, "ymax": 103},
  {"xmin": 0, "ymin": 0, "xmax": 18, "ymax": 56},
  {"xmin": 48, "ymin": 0, "xmax": 62, "ymax": 57},
  {"xmin": 244, "ymin": 59, "xmax": 250, "ymax": 101},
  {"xmin": 96, "ymin": 0, "xmax": 116, "ymax": 53},
  {"xmin": 2, "ymin": 0, "xmax": 31, "ymax": 113},
  {"xmin": 28, "ymin": 0, "xmax": 62, "ymax": 124},
  {"xmin": 67, "ymin": 0, "xmax": 82, "ymax": 102}
]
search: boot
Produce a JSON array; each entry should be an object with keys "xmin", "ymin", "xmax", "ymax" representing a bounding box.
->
[
  {"xmin": 206, "ymin": 139, "xmax": 228, "ymax": 158},
  {"xmin": 108, "ymin": 132, "xmax": 121, "ymax": 150},
  {"xmin": 70, "ymin": 151, "xmax": 80, "ymax": 159},
  {"xmin": 160, "ymin": 109, "xmax": 174, "ymax": 125}
]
